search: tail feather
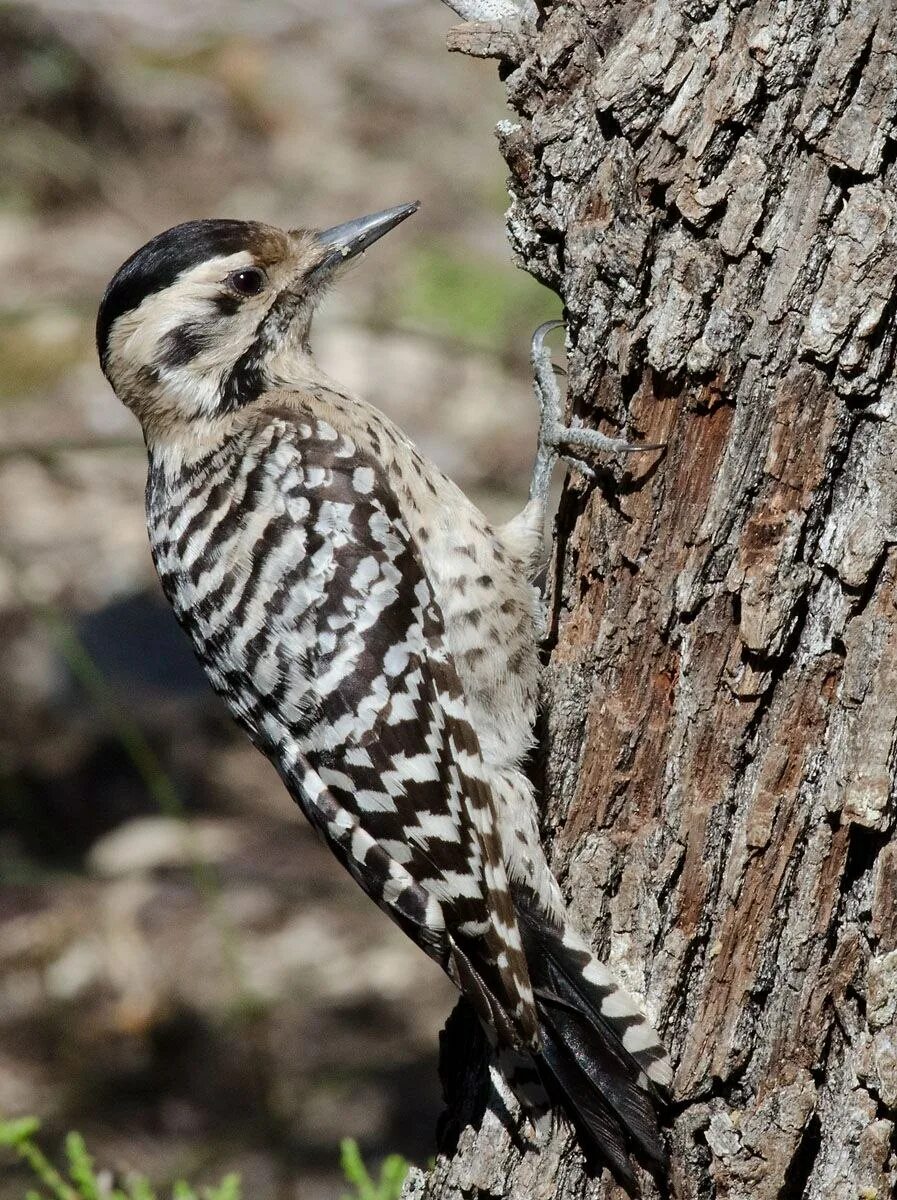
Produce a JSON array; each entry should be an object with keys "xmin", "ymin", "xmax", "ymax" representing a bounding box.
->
[
  {"xmin": 516, "ymin": 891, "xmax": 672, "ymax": 1092},
  {"xmin": 513, "ymin": 889, "xmax": 670, "ymax": 1185},
  {"xmin": 536, "ymin": 987, "xmax": 665, "ymax": 1166},
  {"xmin": 537, "ymin": 1015, "xmax": 639, "ymax": 1193}
]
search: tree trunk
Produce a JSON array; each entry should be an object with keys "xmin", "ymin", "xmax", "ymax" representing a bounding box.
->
[{"xmin": 407, "ymin": 2, "xmax": 897, "ymax": 1197}]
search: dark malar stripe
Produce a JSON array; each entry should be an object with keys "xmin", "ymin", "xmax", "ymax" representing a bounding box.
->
[
  {"xmin": 218, "ymin": 290, "xmax": 304, "ymax": 413},
  {"xmin": 219, "ymin": 344, "xmax": 267, "ymax": 412}
]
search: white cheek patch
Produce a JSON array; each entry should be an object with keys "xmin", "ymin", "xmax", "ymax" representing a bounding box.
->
[
  {"xmin": 110, "ymin": 252, "xmax": 252, "ymax": 363},
  {"xmin": 106, "ymin": 251, "xmax": 275, "ymax": 418}
]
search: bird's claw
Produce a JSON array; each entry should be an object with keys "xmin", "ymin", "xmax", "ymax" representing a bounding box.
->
[
  {"xmin": 558, "ymin": 453, "xmax": 595, "ymax": 482},
  {"xmin": 531, "ymin": 319, "xmax": 565, "ymax": 365},
  {"xmin": 528, "ymin": 321, "xmax": 663, "ymax": 506},
  {"xmin": 548, "ymin": 422, "xmax": 664, "ymax": 458}
]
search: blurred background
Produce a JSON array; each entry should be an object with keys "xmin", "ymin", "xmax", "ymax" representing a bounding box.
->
[{"xmin": 0, "ymin": 1, "xmax": 558, "ymax": 1197}]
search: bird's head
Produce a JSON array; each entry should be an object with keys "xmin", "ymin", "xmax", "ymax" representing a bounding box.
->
[{"xmin": 96, "ymin": 203, "xmax": 418, "ymax": 439}]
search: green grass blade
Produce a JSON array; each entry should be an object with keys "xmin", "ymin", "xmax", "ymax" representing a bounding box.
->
[
  {"xmin": 377, "ymin": 1154, "xmax": 409, "ymax": 1200},
  {"xmin": 339, "ymin": 1138, "xmax": 373, "ymax": 1200},
  {"xmin": 65, "ymin": 1132, "xmax": 99, "ymax": 1200},
  {"xmin": 0, "ymin": 1117, "xmax": 42, "ymax": 1147}
]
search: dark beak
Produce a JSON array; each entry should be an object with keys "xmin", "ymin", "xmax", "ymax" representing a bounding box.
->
[{"xmin": 313, "ymin": 202, "xmax": 420, "ymax": 273}]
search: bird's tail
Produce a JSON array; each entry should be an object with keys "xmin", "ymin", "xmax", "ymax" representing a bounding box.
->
[{"xmin": 513, "ymin": 889, "xmax": 671, "ymax": 1190}]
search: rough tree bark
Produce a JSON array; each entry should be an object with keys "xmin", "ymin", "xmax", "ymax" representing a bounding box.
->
[{"xmin": 405, "ymin": 1, "xmax": 897, "ymax": 1198}]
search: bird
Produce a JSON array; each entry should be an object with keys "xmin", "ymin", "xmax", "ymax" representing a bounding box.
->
[{"xmin": 96, "ymin": 202, "xmax": 672, "ymax": 1190}]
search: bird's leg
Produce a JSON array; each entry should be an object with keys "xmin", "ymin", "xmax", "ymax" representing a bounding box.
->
[
  {"xmin": 514, "ymin": 321, "xmax": 662, "ymax": 641},
  {"xmin": 528, "ymin": 320, "xmax": 661, "ymax": 518},
  {"xmin": 502, "ymin": 322, "xmax": 661, "ymax": 640}
]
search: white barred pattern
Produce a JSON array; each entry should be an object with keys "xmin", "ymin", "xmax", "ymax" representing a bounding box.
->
[
  {"xmin": 145, "ymin": 395, "xmax": 670, "ymax": 1090},
  {"xmin": 147, "ymin": 409, "xmax": 537, "ymax": 1045}
]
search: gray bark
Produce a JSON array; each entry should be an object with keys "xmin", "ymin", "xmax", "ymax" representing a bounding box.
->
[
  {"xmin": 439, "ymin": 0, "xmax": 523, "ymax": 21},
  {"xmin": 410, "ymin": 1, "xmax": 897, "ymax": 1197}
]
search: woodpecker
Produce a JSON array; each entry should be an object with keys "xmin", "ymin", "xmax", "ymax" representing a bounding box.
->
[{"xmin": 96, "ymin": 204, "xmax": 671, "ymax": 1189}]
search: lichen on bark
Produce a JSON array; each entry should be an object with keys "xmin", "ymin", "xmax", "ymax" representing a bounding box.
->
[{"xmin": 412, "ymin": 2, "xmax": 897, "ymax": 1197}]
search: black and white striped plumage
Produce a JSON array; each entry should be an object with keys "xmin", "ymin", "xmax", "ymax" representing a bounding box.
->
[{"xmin": 97, "ymin": 207, "xmax": 672, "ymax": 1189}]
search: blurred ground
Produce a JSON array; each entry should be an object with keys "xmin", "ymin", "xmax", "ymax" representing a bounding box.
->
[{"xmin": 0, "ymin": 2, "xmax": 558, "ymax": 1197}]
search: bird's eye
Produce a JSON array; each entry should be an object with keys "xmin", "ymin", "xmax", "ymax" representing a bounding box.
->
[{"xmin": 227, "ymin": 267, "xmax": 266, "ymax": 297}]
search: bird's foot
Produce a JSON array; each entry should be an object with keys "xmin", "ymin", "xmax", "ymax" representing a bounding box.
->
[{"xmin": 528, "ymin": 320, "xmax": 662, "ymax": 512}]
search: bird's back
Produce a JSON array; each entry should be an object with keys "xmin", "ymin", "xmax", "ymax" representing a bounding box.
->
[
  {"xmin": 146, "ymin": 393, "xmax": 542, "ymax": 1043},
  {"xmin": 145, "ymin": 385, "xmax": 672, "ymax": 1188}
]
